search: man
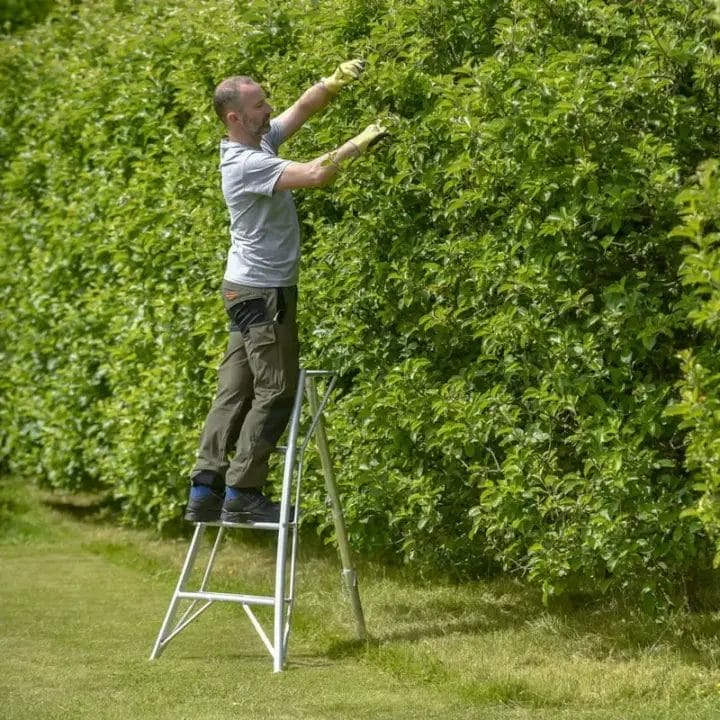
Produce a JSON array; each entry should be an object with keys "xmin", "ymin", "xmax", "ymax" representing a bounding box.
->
[{"xmin": 185, "ymin": 59, "xmax": 386, "ymax": 524}]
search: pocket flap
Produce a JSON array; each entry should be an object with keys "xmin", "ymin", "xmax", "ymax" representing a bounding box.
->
[{"xmin": 246, "ymin": 321, "xmax": 276, "ymax": 347}]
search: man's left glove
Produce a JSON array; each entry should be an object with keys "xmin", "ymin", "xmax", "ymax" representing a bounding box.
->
[
  {"xmin": 322, "ymin": 58, "xmax": 366, "ymax": 95},
  {"xmin": 348, "ymin": 122, "xmax": 389, "ymax": 154}
]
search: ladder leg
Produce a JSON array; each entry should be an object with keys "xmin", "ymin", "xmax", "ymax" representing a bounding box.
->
[
  {"xmin": 273, "ymin": 368, "xmax": 307, "ymax": 672},
  {"xmin": 306, "ymin": 377, "xmax": 367, "ymax": 641},
  {"xmin": 150, "ymin": 523, "xmax": 207, "ymax": 659}
]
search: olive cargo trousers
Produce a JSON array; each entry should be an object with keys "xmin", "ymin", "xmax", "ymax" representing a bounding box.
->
[{"xmin": 192, "ymin": 281, "xmax": 299, "ymax": 489}]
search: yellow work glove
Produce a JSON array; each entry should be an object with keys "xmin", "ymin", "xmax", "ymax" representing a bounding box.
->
[
  {"xmin": 322, "ymin": 58, "xmax": 366, "ymax": 95},
  {"xmin": 348, "ymin": 122, "xmax": 389, "ymax": 154}
]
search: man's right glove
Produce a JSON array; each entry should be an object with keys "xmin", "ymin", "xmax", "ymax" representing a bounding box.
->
[
  {"xmin": 322, "ymin": 58, "xmax": 366, "ymax": 95},
  {"xmin": 348, "ymin": 122, "xmax": 389, "ymax": 154}
]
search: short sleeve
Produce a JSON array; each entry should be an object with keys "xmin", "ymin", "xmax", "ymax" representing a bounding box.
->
[
  {"xmin": 242, "ymin": 151, "xmax": 291, "ymax": 197},
  {"xmin": 262, "ymin": 120, "xmax": 284, "ymax": 153}
]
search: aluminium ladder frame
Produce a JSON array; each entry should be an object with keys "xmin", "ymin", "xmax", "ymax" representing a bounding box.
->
[{"xmin": 149, "ymin": 369, "xmax": 366, "ymax": 672}]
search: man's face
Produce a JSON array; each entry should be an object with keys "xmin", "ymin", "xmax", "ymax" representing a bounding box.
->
[{"xmin": 235, "ymin": 82, "xmax": 273, "ymax": 138}]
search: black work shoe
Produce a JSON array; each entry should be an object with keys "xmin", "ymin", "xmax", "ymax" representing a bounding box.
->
[
  {"xmin": 184, "ymin": 485, "xmax": 224, "ymax": 523},
  {"xmin": 220, "ymin": 488, "xmax": 294, "ymax": 524}
]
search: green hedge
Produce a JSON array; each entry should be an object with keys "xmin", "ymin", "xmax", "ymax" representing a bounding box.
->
[
  {"xmin": 2, "ymin": 0, "xmax": 720, "ymax": 606},
  {"xmin": 670, "ymin": 159, "xmax": 720, "ymax": 566},
  {"xmin": 0, "ymin": 0, "xmax": 56, "ymax": 34}
]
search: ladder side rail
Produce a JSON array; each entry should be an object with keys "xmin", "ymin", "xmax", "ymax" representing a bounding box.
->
[
  {"xmin": 285, "ymin": 442, "xmax": 304, "ymax": 630},
  {"xmin": 272, "ymin": 368, "xmax": 307, "ymax": 671}
]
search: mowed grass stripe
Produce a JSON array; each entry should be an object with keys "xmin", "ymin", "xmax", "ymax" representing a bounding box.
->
[
  {"xmin": 0, "ymin": 528, "xmax": 474, "ymax": 719},
  {"xmin": 2, "ymin": 484, "xmax": 720, "ymax": 719}
]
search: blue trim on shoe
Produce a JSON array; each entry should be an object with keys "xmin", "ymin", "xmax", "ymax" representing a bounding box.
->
[{"xmin": 184, "ymin": 485, "xmax": 225, "ymax": 523}]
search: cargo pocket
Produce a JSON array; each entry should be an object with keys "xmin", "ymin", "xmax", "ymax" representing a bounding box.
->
[
  {"xmin": 245, "ymin": 321, "xmax": 283, "ymax": 392},
  {"xmin": 247, "ymin": 321, "xmax": 276, "ymax": 347}
]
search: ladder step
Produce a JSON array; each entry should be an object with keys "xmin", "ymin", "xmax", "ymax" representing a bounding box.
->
[
  {"xmin": 198, "ymin": 520, "xmax": 294, "ymax": 531},
  {"xmin": 222, "ymin": 520, "xmax": 291, "ymax": 531},
  {"xmin": 177, "ymin": 590, "xmax": 279, "ymax": 606}
]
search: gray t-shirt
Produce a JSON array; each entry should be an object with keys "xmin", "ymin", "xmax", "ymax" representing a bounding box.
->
[{"xmin": 219, "ymin": 120, "xmax": 300, "ymax": 287}]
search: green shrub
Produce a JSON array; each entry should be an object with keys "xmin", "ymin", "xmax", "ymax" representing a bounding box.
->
[
  {"xmin": 0, "ymin": 0, "xmax": 56, "ymax": 34},
  {"xmin": 669, "ymin": 159, "xmax": 720, "ymax": 564},
  {"xmin": 2, "ymin": 0, "xmax": 720, "ymax": 607}
]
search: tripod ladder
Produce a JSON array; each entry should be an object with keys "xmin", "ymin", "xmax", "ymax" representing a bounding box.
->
[{"xmin": 149, "ymin": 369, "xmax": 366, "ymax": 672}]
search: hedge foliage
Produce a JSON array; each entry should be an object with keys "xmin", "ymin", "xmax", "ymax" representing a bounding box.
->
[
  {"xmin": 0, "ymin": 0, "xmax": 56, "ymax": 34},
  {"xmin": 2, "ymin": 0, "xmax": 720, "ymax": 606},
  {"xmin": 670, "ymin": 160, "xmax": 720, "ymax": 563}
]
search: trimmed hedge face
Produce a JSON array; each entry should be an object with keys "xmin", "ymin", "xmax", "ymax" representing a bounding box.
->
[
  {"xmin": 1, "ymin": 0, "xmax": 719, "ymax": 605},
  {"xmin": 670, "ymin": 160, "xmax": 720, "ymax": 566}
]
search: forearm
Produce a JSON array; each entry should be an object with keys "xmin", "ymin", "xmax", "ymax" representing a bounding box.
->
[
  {"xmin": 294, "ymin": 82, "xmax": 333, "ymax": 117},
  {"xmin": 318, "ymin": 139, "xmax": 361, "ymax": 168},
  {"xmin": 302, "ymin": 140, "xmax": 361, "ymax": 188},
  {"xmin": 274, "ymin": 124, "xmax": 387, "ymax": 191},
  {"xmin": 309, "ymin": 125, "xmax": 386, "ymax": 185},
  {"xmin": 276, "ymin": 59, "xmax": 365, "ymax": 142},
  {"xmin": 298, "ymin": 58, "xmax": 366, "ymax": 116}
]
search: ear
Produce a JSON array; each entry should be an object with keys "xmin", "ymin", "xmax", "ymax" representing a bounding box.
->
[{"xmin": 226, "ymin": 110, "xmax": 240, "ymax": 124}]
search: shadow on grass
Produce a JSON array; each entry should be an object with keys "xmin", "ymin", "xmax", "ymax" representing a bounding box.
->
[
  {"xmin": 158, "ymin": 647, "xmax": 333, "ymax": 672},
  {"xmin": 325, "ymin": 578, "xmax": 543, "ymax": 659},
  {"xmin": 0, "ymin": 478, "xmax": 66, "ymax": 542},
  {"xmin": 326, "ymin": 578, "xmax": 720, "ymax": 673},
  {"xmin": 546, "ymin": 603, "xmax": 720, "ymax": 670},
  {"xmin": 41, "ymin": 493, "xmax": 111, "ymax": 522}
]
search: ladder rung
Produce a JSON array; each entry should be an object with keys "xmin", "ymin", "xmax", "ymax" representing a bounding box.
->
[
  {"xmin": 224, "ymin": 520, "xmax": 295, "ymax": 530},
  {"xmin": 197, "ymin": 520, "xmax": 295, "ymax": 531},
  {"xmin": 177, "ymin": 591, "xmax": 276, "ymax": 606}
]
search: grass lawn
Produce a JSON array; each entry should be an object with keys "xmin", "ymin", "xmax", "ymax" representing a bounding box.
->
[{"xmin": 2, "ymin": 476, "xmax": 720, "ymax": 719}]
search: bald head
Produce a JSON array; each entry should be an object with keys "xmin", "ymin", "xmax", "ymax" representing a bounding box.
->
[{"xmin": 213, "ymin": 75, "xmax": 256, "ymax": 125}]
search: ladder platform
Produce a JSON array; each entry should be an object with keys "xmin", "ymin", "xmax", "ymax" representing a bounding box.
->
[{"xmin": 190, "ymin": 520, "xmax": 294, "ymax": 531}]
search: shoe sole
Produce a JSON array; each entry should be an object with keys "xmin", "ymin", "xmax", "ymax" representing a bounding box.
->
[
  {"xmin": 219, "ymin": 510, "xmax": 256, "ymax": 524},
  {"xmin": 184, "ymin": 511, "xmax": 222, "ymax": 523},
  {"xmin": 221, "ymin": 509, "xmax": 295, "ymax": 524}
]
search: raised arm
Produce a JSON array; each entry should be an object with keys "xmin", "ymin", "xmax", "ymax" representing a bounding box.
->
[
  {"xmin": 275, "ymin": 59, "xmax": 366, "ymax": 142},
  {"xmin": 274, "ymin": 122, "xmax": 388, "ymax": 191}
]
